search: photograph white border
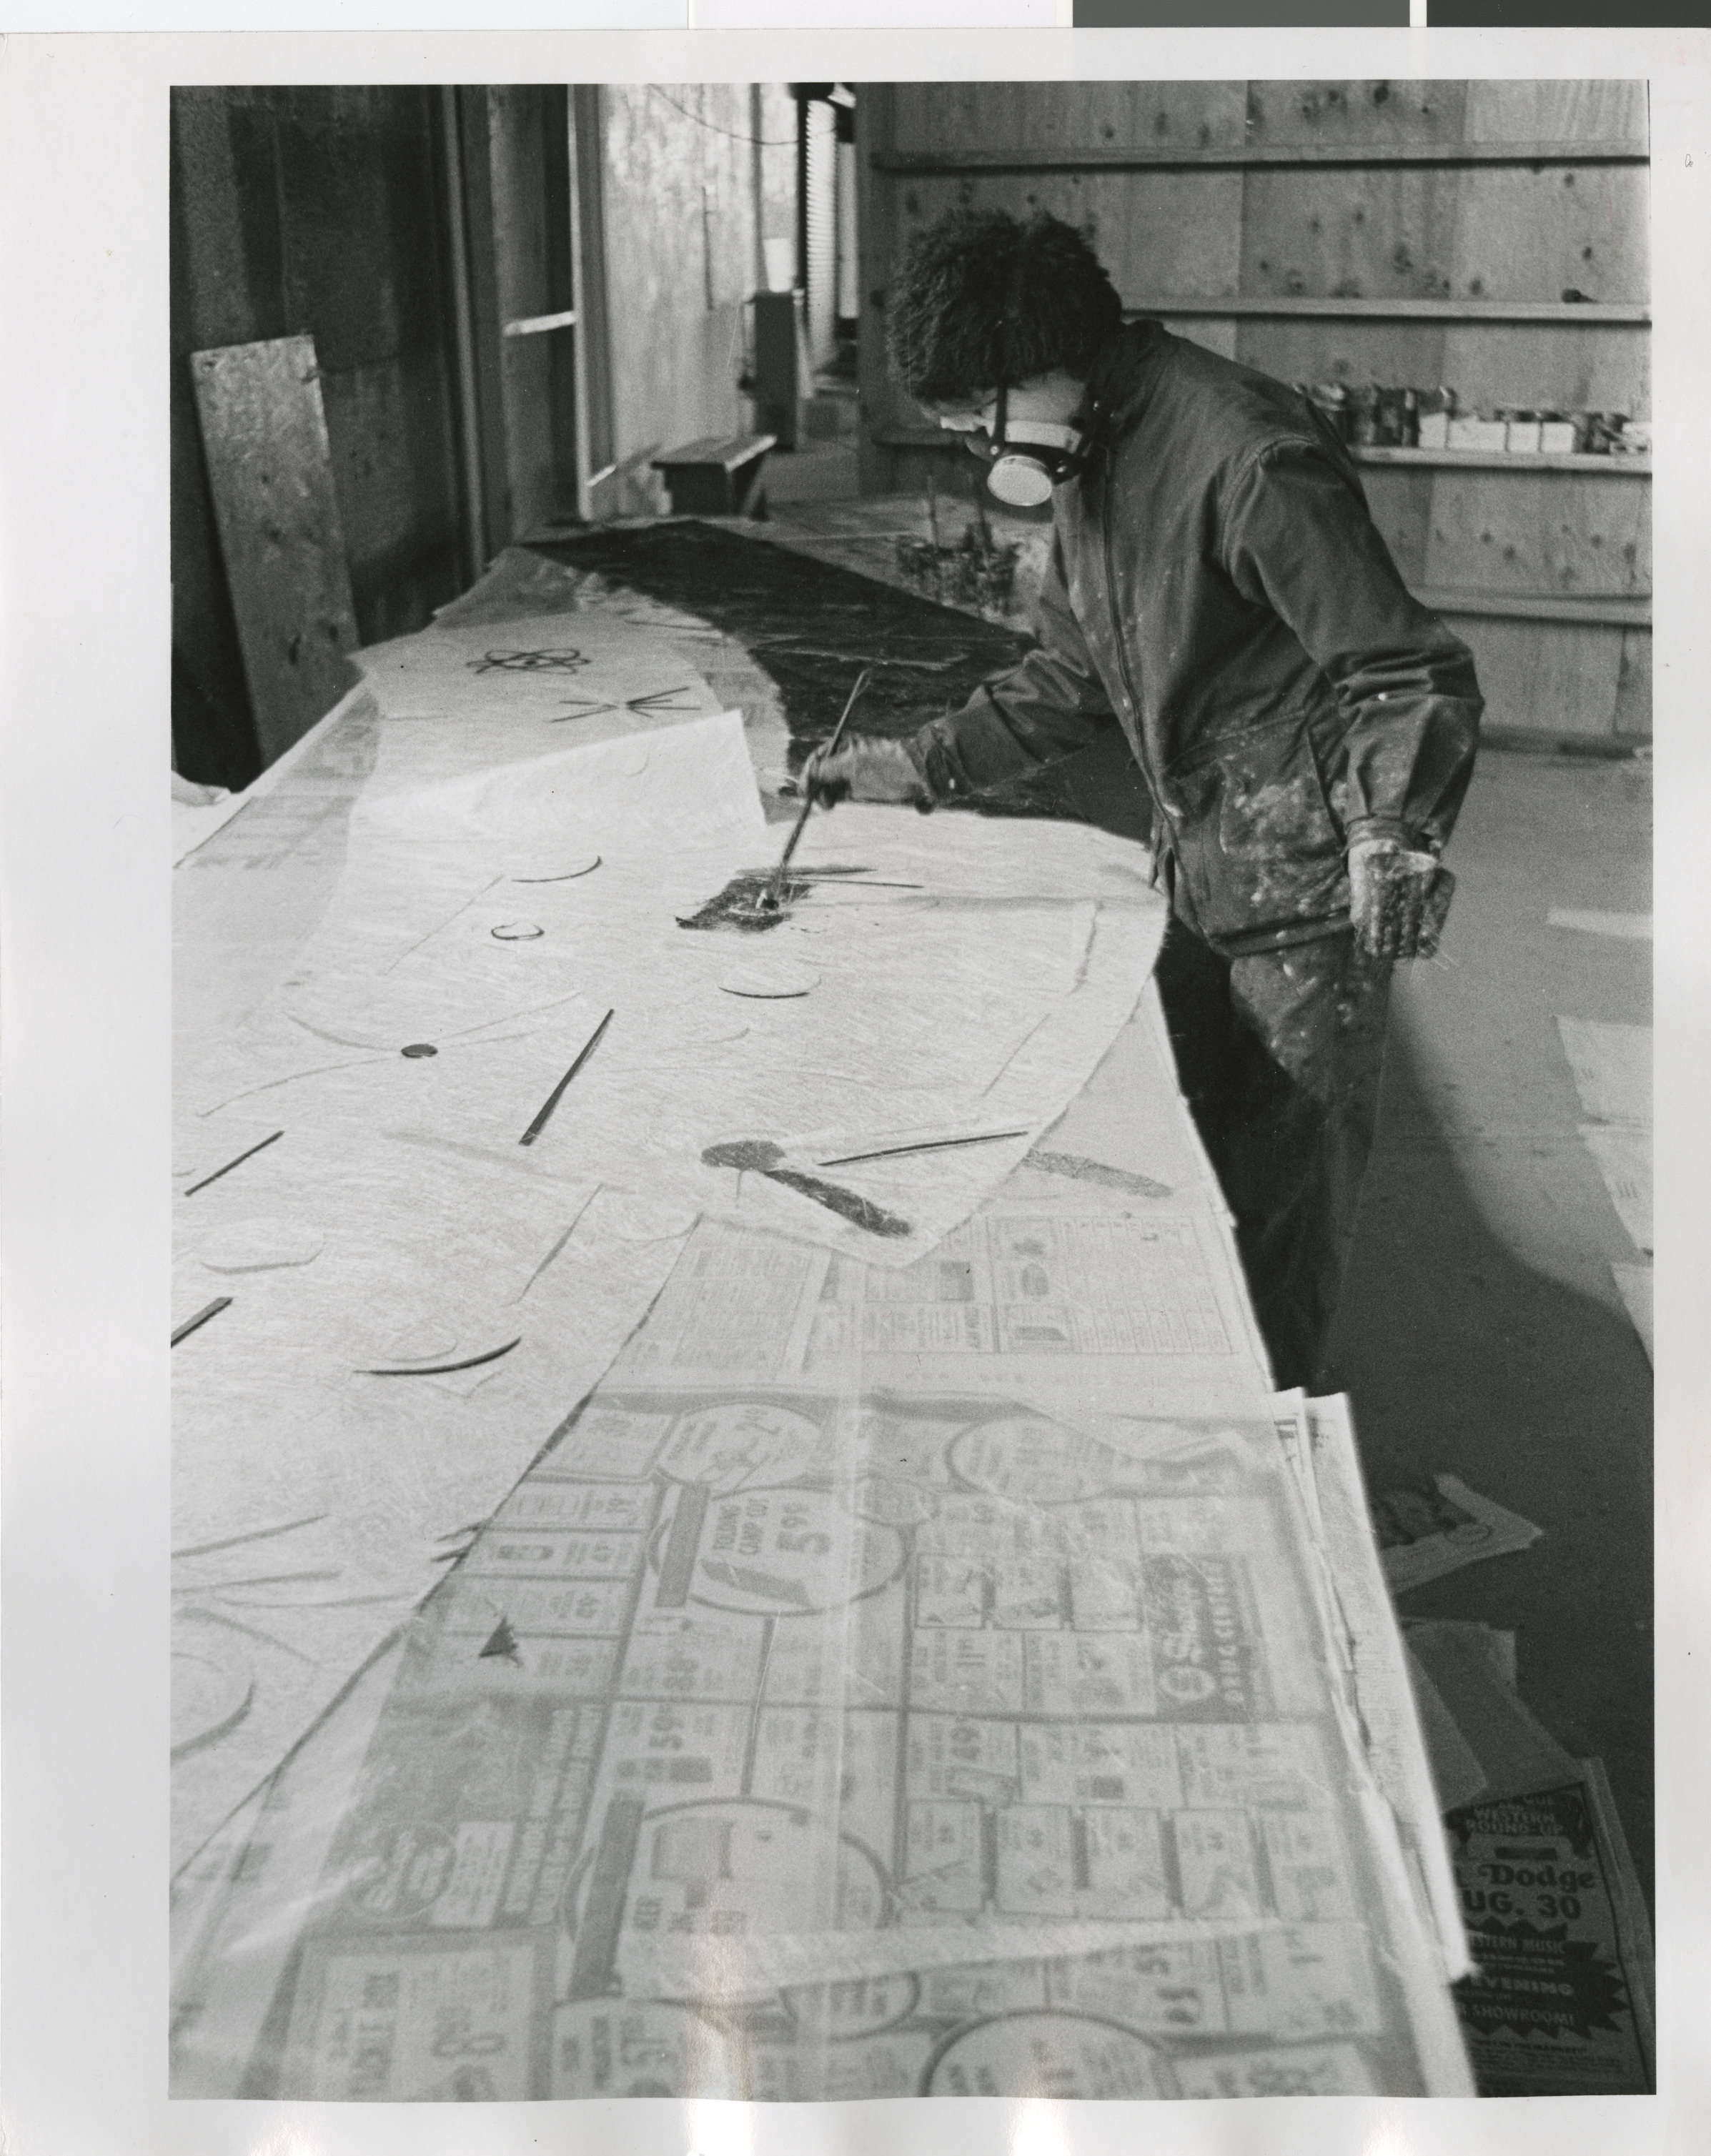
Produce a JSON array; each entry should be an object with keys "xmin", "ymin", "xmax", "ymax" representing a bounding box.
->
[{"xmin": 1, "ymin": 24, "xmax": 1706, "ymax": 2156}]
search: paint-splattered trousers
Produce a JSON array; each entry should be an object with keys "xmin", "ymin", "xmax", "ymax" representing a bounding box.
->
[{"xmin": 1153, "ymin": 917, "xmax": 1394, "ymax": 1393}]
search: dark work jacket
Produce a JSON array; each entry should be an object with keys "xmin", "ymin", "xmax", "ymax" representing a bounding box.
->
[{"xmin": 914, "ymin": 320, "xmax": 1484, "ymax": 955}]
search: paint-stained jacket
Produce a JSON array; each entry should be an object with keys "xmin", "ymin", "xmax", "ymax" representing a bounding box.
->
[{"xmin": 912, "ymin": 319, "xmax": 1483, "ymax": 955}]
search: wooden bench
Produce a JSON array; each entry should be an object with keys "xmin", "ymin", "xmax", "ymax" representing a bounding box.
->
[{"xmin": 650, "ymin": 432, "xmax": 776, "ymax": 518}]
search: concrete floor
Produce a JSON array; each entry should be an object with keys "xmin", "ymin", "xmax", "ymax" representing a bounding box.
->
[{"xmin": 1324, "ymin": 746, "xmax": 1654, "ymax": 1914}]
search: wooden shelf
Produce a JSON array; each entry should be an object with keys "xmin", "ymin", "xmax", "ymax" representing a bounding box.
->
[
  {"xmin": 1129, "ymin": 297, "xmax": 1648, "ymax": 325},
  {"xmin": 872, "ymin": 428, "xmax": 1650, "ymax": 477},
  {"xmin": 1417, "ymin": 585, "xmax": 1650, "ymax": 628},
  {"xmin": 1353, "ymin": 446, "xmax": 1650, "ymax": 474},
  {"xmin": 875, "ymin": 139, "xmax": 1649, "ymax": 176}
]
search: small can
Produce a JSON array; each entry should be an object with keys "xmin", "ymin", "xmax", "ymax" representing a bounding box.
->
[
  {"xmin": 1347, "ymin": 383, "xmax": 1382, "ymax": 446},
  {"xmin": 1374, "ymin": 385, "xmax": 1412, "ymax": 446}
]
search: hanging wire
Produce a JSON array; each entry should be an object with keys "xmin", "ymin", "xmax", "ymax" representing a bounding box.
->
[{"xmin": 647, "ymin": 84, "xmax": 796, "ymax": 148}]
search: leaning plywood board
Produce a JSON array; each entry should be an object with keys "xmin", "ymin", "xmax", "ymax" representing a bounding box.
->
[{"xmin": 191, "ymin": 334, "xmax": 362, "ymax": 766}]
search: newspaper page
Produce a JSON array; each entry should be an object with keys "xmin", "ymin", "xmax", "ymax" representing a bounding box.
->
[
  {"xmin": 171, "ymin": 1225, "xmax": 1471, "ymax": 2101},
  {"xmin": 617, "ymin": 1208, "xmax": 1273, "ymax": 1421},
  {"xmin": 1444, "ymin": 1765, "xmax": 1656, "ymax": 2095},
  {"xmin": 1280, "ymin": 1397, "xmax": 1471, "ymax": 1984}
]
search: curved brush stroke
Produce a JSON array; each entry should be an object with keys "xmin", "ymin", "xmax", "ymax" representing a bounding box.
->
[
  {"xmin": 361, "ymin": 1336, "xmax": 522, "ymax": 1378},
  {"xmin": 177, "ymin": 1604, "xmax": 317, "ymax": 1665},
  {"xmin": 173, "ymin": 1511, "xmax": 330, "ymax": 1561},
  {"xmin": 171, "ymin": 1674, "xmax": 256, "ymax": 1764}
]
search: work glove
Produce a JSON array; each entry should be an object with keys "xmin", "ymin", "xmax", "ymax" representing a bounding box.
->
[
  {"xmin": 801, "ymin": 732, "xmax": 934, "ymax": 809},
  {"xmin": 1348, "ymin": 837, "xmax": 1456, "ymax": 960}
]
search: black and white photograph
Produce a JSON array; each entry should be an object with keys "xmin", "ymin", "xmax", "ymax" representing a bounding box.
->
[
  {"xmin": 4, "ymin": 29, "xmax": 1706, "ymax": 2155},
  {"xmin": 158, "ymin": 73, "xmax": 1659, "ymax": 2107}
]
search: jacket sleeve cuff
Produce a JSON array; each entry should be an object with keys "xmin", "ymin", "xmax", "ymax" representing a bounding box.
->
[
  {"xmin": 1344, "ymin": 813, "xmax": 1418, "ymax": 853},
  {"xmin": 913, "ymin": 695, "xmax": 1041, "ymax": 800}
]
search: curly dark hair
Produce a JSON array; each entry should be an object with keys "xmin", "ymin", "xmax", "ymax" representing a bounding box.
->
[{"xmin": 886, "ymin": 208, "xmax": 1124, "ymax": 407}]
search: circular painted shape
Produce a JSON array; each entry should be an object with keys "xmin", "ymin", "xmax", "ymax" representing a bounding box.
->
[
  {"xmin": 509, "ymin": 852, "xmax": 601, "ymax": 884},
  {"xmin": 923, "ymin": 2012, "xmax": 1169, "ymax": 2100},
  {"xmin": 718, "ymin": 960, "xmax": 820, "ymax": 999},
  {"xmin": 590, "ymin": 1193, "xmax": 701, "ymax": 1245},
  {"xmin": 491, "ymin": 920, "xmax": 545, "ymax": 941},
  {"xmin": 198, "ymin": 1216, "xmax": 324, "ymax": 1272},
  {"xmin": 400, "ymin": 1042, "xmax": 438, "ymax": 1058}
]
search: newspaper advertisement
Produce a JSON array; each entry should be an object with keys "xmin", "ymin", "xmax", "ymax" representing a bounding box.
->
[
  {"xmin": 172, "ymin": 1275, "xmax": 1471, "ymax": 2098},
  {"xmin": 616, "ymin": 1208, "xmax": 1273, "ymax": 1419},
  {"xmin": 1446, "ymin": 1766, "xmax": 1655, "ymax": 2095}
]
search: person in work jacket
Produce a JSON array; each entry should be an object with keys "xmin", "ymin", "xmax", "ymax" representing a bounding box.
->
[{"xmin": 806, "ymin": 208, "xmax": 1482, "ymax": 1391}]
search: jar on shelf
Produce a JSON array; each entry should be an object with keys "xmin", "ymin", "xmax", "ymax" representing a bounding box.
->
[
  {"xmin": 1347, "ymin": 383, "xmax": 1382, "ymax": 447},
  {"xmin": 1415, "ymin": 387, "xmax": 1455, "ymax": 451}
]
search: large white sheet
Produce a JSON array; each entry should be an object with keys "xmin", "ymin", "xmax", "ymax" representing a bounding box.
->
[{"xmin": 174, "ymin": 612, "xmax": 1169, "ymax": 1877}]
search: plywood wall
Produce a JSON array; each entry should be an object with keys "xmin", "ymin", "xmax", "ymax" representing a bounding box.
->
[{"xmin": 597, "ymin": 83, "xmax": 795, "ymax": 516}]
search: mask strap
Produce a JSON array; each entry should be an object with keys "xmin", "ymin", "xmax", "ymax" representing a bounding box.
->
[{"xmin": 992, "ymin": 382, "xmax": 1009, "ymax": 452}]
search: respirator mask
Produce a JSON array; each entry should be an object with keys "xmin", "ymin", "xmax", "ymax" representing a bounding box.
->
[{"xmin": 951, "ymin": 384, "xmax": 1092, "ymax": 509}]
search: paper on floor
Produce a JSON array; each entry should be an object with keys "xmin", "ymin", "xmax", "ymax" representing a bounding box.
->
[
  {"xmin": 1557, "ymin": 1016, "xmax": 1652, "ymax": 1126},
  {"xmin": 1402, "ymin": 1649, "xmax": 1491, "ymax": 1812},
  {"xmin": 1373, "ymin": 1474, "xmax": 1543, "ymax": 1594},
  {"xmin": 1547, "ymin": 908, "xmax": 1652, "ymax": 940},
  {"xmin": 1579, "ymin": 1121, "xmax": 1652, "ymax": 1255},
  {"xmin": 1402, "ymin": 1620, "xmax": 1579, "ymax": 1801},
  {"xmin": 1612, "ymin": 1263, "xmax": 1653, "ymax": 1362}
]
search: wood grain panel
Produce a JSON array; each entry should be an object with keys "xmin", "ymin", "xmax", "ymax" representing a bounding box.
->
[
  {"xmin": 891, "ymin": 169, "xmax": 1243, "ymax": 301},
  {"xmin": 1354, "ymin": 465, "xmax": 1436, "ymax": 585},
  {"xmin": 1167, "ymin": 319, "xmax": 1241, "ymax": 360},
  {"xmin": 1438, "ymin": 323, "xmax": 1650, "ymax": 418},
  {"xmin": 1449, "ymin": 167, "xmax": 1649, "ymax": 305},
  {"xmin": 1234, "ymin": 318, "xmax": 1449, "ymax": 397},
  {"xmin": 1612, "ymin": 627, "xmax": 1652, "ymax": 737},
  {"xmin": 1239, "ymin": 167, "xmax": 1459, "ymax": 299},
  {"xmin": 319, "ymin": 347, "xmax": 460, "ymax": 641},
  {"xmin": 191, "ymin": 334, "xmax": 360, "ymax": 766},
  {"xmin": 1449, "ymin": 612, "xmax": 1623, "ymax": 735},
  {"xmin": 600, "ymin": 84, "xmax": 755, "ymax": 482},
  {"xmin": 856, "ymin": 82, "xmax": 906, "ymax": 491},
  {"xmin": 1462, "ymin": 79, "xmax": 1648, "ymax": 146},
  {"xmin": 1424, "ymin": 470, "xmax": 1650, "ymax": 596},
  {"xmin": 888, "ymin": 84, "xmax": 933, "ymax": 154},
  {"xmin": 1243, "ymin": 79, "xmax": 1469, "ymax": 151}
]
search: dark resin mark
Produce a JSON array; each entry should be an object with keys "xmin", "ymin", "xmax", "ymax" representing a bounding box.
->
[
  {"xmin": 678, "ymin": 865, "xmax": 888, "ymax": 933},
  {"xmin": 678, "ymin": 871, "xmax": 809, "ymax": 931},
  {"xmin": 702, "ymin": 1139, "xmax": 914, "ymax": 1238}
]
